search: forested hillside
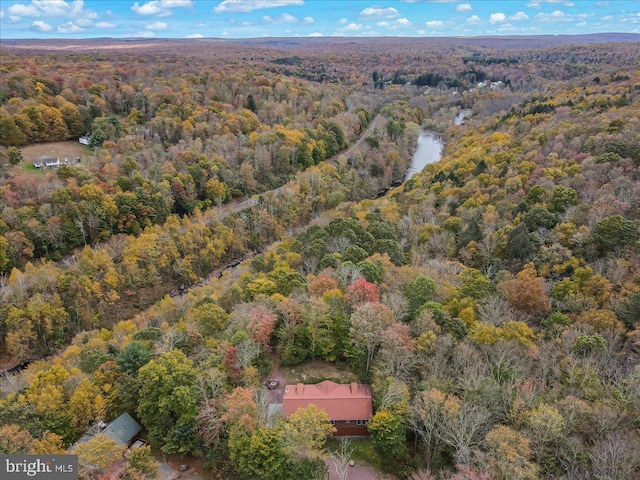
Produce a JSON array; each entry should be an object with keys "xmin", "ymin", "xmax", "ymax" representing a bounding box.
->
[{"xmin": 0, "ymin": 37, "xmax": 639, "ymax": 480}]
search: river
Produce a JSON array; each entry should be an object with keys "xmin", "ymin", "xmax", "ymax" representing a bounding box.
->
[
  {"xmin": 405, "ymin": 110, "xmax": 470, "ymax": 181},
  {"xmin": 404, "ymin": 132, "xmax": 443, "ymax": 181}
]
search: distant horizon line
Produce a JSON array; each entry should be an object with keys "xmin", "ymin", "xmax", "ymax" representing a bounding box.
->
[{"xmin": 2, "ymin": 32, "xmax": 640, "ymax": 41}]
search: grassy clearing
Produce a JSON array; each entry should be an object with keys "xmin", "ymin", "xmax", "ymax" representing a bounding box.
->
[
  {"xmin": 326, "ymin": 438, "xmax": 382, "ymax": 470},
  {"xmin": 286, "ymin": 359, "xmax": 359, "ymax": 385},
  {"xmin": 21, "ymin": 163, "xmax": 41, "ymax": 174},
  {"xmin": 20, "ymin": 140, "xmax": 90, "ymax": 163}
]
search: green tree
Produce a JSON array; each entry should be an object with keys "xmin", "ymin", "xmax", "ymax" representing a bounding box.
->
[
  {"xmin": 126, "ymin": 445, "xmax": 158, "ymax": 479},
  {"xmin": 506, "ymin": 224, "xmax": 535, "ymax": 262},
  {"xmin": 526, "ymin": 185, "xmax": 548, "ymax": 204},
  {"xmin": 592, "ymin": 215, "xmax": 639, "ymax": 255},
  {"xmin": 245, "ymin": 94, "xmax": 257, "ymax": 112},
  {"xmin": 368, "ymin": 411, "xmax": 406, "ymax": 459},
  {"xmin": 60, "ymin": 103, "xmax": 87, "ymax": 137},
  {"xmin": 8, "ymin": 147, "xmax": 23, "ymax": 165},
  {"xmin": 0, "ymin": 115, "xmax": 27, "ymax": 146},
  {"xmin": 75, "ymin": 434, "xmax": 124, "ymax": 479},
  {"xmin": 281, "ymin": 404, "xmax": 335, "ymax": 460},
  {"xmin": 549, "ymin": 185, "xmax": 578, "ymax": 213},
  {"xmin": 296, "ymin": 142, "xmax": 313, "ymax": 169},
  {"xmin": 137, "ymin": 349, "xmax": 198, "ymax": 455},
  {"xmin": 617, "ymin": 291, "xmax": 640, "ymax": 329},
  {"xmin": 404, "ymin": 276, "xmax": 437, "ymax": 318},
  {"xmin": 116, "ymin": 341, "xmax": 151, "ymax": 375},
  {"xmin": 229, "ymin": 427, "xmax": 291, "ymax": 480},
  {"xmin": 571, "ymin": 333, "xmax": 606, "ymax": 356}
]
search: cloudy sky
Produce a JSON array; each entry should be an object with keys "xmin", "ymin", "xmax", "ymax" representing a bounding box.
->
[{"xmin": 0, "ymin": 0, "xmax": 638, "ymax": 39}]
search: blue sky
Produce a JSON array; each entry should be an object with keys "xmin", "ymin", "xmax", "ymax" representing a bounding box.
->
[{"xmin": 0, "ymin": 0, "xmax": 638, "ymax": 39}]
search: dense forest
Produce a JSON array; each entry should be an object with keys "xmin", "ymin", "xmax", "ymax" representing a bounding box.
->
[{"xmin": 1, "ymin": 37, "xmax": 639, "ymax": 480}]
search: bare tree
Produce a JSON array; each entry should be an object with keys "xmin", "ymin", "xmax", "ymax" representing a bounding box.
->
[
  {"xmin": 253, "ymin": 387, "xmax": 272, "ymax": 427},
  {"xmin": 377, "ymin": 378, "xmax": 410, "ymax": 413},
  {"xmin": 350, "ymin": 302, "xmax": 394, "ymax": 374},
  {"xmin": 336, "ymin": 262, "xmax": 363, "ymax": 289},
  {"xmin": 236, "ymin": 339, "xmax": 260, "ymax": 370},
  {"xmin": 327, "ymin": 235, "xmax": 352, "ymax": 254},
  {"xmin": 383, "ymin": 291, "xmax": 409, "ymax": 321},
  {"xmin": 590, "ymin": 431, "xmax": 640, "ymax": 480},
  {"xmin": 0, "ymin": 371, "xmax": 27, "ymax": 397},
  {"xmin": 438, "ymin": 402, "xmax": 493, "ymax": 466},
  {"xmin": 195, "ymin": 369, "xmax": 226, "ymax": 448},
  {"xmin": 156, "ymin": 328, "xmax": 185, "ymax": 353},
  {"xmin": 329, "ymin": 438, "xmax": 354, "ymax": 480},
  {"xmin": 478, "ymin": 296, "xmax": 516, "ymax": 326}
]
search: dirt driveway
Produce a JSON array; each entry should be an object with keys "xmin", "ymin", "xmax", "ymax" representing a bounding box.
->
[{"xmin": 326, "ymin": 457, "xmax": 396, "ymax": 480}]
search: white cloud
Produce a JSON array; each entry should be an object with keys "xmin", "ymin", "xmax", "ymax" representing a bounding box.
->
[
  {"xmin": 344, "ymin": 22, "xmax": 363, "ymax": 30},
  {"xmin": 303, "ymin": 16, "xmax": 314, "ymax": 23},
  {"xmin": 213, "ymin": 0, "xmax": 303, "ymax": 13},
  {"xmin": 8, "ymin": 3, "xmax": 40, "ymax": 16},
  {"xmin": 466, "ymin": 15, "xmax": 481, "ymax": 24},
  {"xmin": 75, "ymin": 18, "xmax": 93, "ymax": 27},
  {"xmin": 147, "ymin": 21, "xmax": 168, "ymax": 29},
  {"xmin": 528, "ymin": 0, "xmax": 574, "ymax": 7},
  {"xmin": 132, "ymin": 2, "xmax": 163, "ymax": 15},
  {"xmin": 456, "ymin": 3, "xmax": 472, "ymax": 12},
  {"xmin": 0, "ymin": 11, "xmax": 4, "ymax": 20},
  {"xmin": 360, "ymin": 6, "xmax": 399, "ymax": 18},
  {"xmin": 95, "ymin": 21, "xmax": 117, "ymax": 28},
  {"xmin": 308, "ymin": 31, "xmax": 323, "ymax": 36},
  {"xmin": 338, "ymin": 18, "xmax": 347, "ymax": 24},
  {"xmin": 378, "ymin": 17, "xmax": 411, "ymax": 29},
  {"xmin": 261, "ymin": 13, "xmax": 298, "ymax": 23},
  {"xmin": 417, "ymin": 29, "xmax": 426, "ymax": 34},
  {"xmin": 489, "ymin": 12, "xmax": 506, "ymax": 24},
  {"xmin": 510, "ymin": 11, "xmax": 529, "ymax": 21},
  {"xmin": 133, "ymin": 30, "xmax": 156, "ymax": 37},
  {"xmin": 162, "ymin": 0, "xmax": 192, "ymax": 6},
  {"xmin": 9, "ymin": 0, "xmax": 95, "ymax": 19},
  {"xmin": 133, "ymin": 0, "xmax": 192, "ymax": 16},
  {"xmin": 535, "ymin": 9, "xmax": 574, "ymax": 21},
  {"xmin": 10, "ymin": 15, "xmax": 21, "ymax": 21},
  {"xmin": 187, "ymin": 33, "xmax": 203, "ymax": 38},
  {"xmin": 498, "ymin": 23, "xmax": 515, "ymax": 32},
  {"xmin": 31, "ymin": 20, "xmax": 52, "ymax": 31},
  {"xmin": 576, "ymin": 21, "xmax": 586, "ymax": 26},
  {"xmin": 601, "ymin": 15, "xmax": 613, "ymax": 20},
  {"xmin": 57, "ymin": 20, "xmax": 85, "ymax": 33},
  {"xmin": 426, "ymin": 20, "xmax": 445, "ymax": 28}
]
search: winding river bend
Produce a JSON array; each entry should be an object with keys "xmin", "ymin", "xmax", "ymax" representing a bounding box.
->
[
  {"xmin": 405, "ymin": 132, "xmax": 443, "ymax": 181},
  {"xmin": 405, "ymin": 110, "xmax": 471, "ymax": 181}
]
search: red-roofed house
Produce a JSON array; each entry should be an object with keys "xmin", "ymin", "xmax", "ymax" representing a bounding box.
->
[{"xmin": 283, "ymin": 380, "xmax": 372, "ymax": 436}]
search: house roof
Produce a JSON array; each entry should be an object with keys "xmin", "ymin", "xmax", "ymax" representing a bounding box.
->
[
  {"xmin": 282, "ymin": 380, "xmax": 372, "ymax": 421},
  {"xmin": 103, "ymin": 412, "xmax": 142, "ymax": 446}
]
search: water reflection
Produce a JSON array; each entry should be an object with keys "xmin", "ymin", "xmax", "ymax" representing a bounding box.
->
[{"xmin": 405, "ymin": 132, "xmax": 443, "ymax": 181}]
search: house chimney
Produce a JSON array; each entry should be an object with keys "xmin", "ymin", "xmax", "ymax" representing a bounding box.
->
[
  {"xmin": 350, "ymin": 383, "xmax": 359, "ymax": 395},
  {"xmin": 297, "ymin": 383, "xmax": 304, "ymax": 395}
]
